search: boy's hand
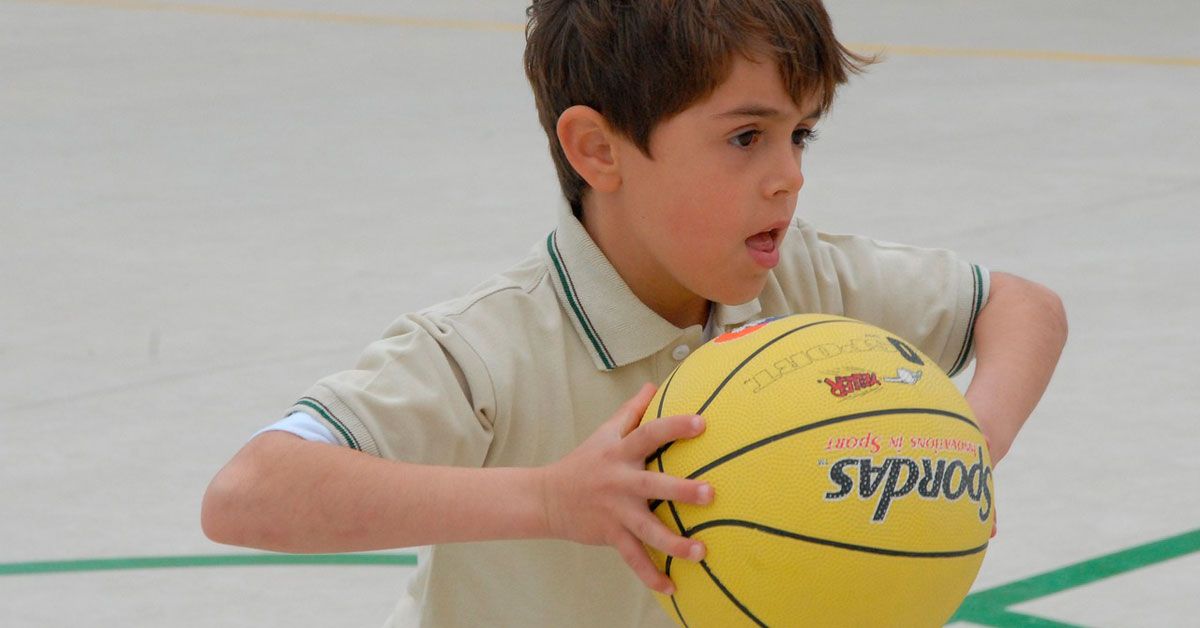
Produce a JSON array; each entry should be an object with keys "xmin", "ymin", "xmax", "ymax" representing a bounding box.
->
[{"xmin": 539, "ymin": 383, "xmax": 713, "ymax": 595}]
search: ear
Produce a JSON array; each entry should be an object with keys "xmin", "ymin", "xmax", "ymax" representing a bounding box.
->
[{"xmin": 556, "ymin": 105, "xmax": 621, "ymax": 193}]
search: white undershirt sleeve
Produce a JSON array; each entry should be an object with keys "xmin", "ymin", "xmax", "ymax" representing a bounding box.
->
[{"xmin": 252, "ymin": 411, "xmax": 340, "ymax": 445}]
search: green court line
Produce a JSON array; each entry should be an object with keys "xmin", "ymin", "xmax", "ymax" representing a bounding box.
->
[
  {"xmin": 951, "ymin": 527, "xmax": 1200, "ymax": 626},
  {"xmin": 0, "ymin": 552, "xmax": 417, "ymax": 577},
  {"xmin": 2, "ymin": 528, "xmax": 1197, "ymax": 627}
]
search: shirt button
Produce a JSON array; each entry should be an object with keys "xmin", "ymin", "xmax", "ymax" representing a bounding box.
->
[{"xmin": 671, "ymin": 345, "xmax": 691, "ymax": 361}]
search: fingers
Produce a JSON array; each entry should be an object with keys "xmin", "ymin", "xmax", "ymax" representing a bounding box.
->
[
  {"xmin": 624, "ymin": 413, "xmax": 704, "ymax": 458},
  {"xmin": 599, "ymin": 383, "xmax": 713, "ymax": 598},
  {"xmin": 632, "ymin": 471, "xmax": 713, "ymax": 506},
  {"xmin": 630, "ymin": 512, "xmax": 706, "ymax": 564},
  {"xmin": 615, "ymin": 383, "xmax": 658, "ymax": 438},
  {"xmin": 613, "ymin": 532, "xmax": 676, "ymax": 595},
  {"xmin": 612, "ymin": 515, "xmax": 707, "ymax": 596}
]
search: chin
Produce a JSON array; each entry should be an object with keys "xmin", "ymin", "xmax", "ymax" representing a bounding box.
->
[{"xmin": 709, "ymin": 276, "xmax": 768, "ymax": 306}]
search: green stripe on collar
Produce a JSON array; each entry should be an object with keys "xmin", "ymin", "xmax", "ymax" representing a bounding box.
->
[{"xmin": 546, "ymin": 231, "xmax": 615, "ymax": 370}]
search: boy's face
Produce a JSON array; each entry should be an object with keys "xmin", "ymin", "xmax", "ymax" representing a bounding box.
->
[{"xmin": 597, "ymin": 54, "xmax": 822, "ymax": 322}]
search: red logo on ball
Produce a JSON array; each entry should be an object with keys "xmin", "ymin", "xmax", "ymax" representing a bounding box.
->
[{"xmin": 824, "ymin": 372, "xmax": 881, "ymax": 397}]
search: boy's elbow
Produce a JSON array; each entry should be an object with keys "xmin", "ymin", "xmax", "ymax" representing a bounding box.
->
[
  {"xmin": 995, "ymin": 271, "xmax": 1068, "ymax": 347},
  {"xmin": 201, "ymin": 438, "xmax": 276, "ymax": 547},
  {"xmin": 1032, "ymin": 281, "xmax": 1068, "ymax": 348},
  {"xmin": 201, "ymin": 462, "xmax": 251, "ymax": 546}
]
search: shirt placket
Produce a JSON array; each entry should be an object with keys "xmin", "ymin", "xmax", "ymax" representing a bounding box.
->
[{"xmin": 652, "ymin": 326, "xmax": 706, "ymax": 384}]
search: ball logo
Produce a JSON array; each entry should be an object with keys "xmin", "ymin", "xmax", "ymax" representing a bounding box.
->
[
  {"xmin": 824, "ymin": 372, "xmax": 882, "ymax": 397},
  {"xmin": 824, "ymin": 445, "xmax": 993, "ymax": 523},
  {"xmin": 823, "ymin": 368, "xmax": 923, "ymax": 398}
]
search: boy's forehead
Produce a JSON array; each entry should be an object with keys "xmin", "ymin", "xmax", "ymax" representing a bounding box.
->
[{"xmin": 688, "ymin": 55, "xmax": 823, "ymax": 122}]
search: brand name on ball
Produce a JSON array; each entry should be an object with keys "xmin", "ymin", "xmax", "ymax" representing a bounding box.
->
[
  {"xmin": 824, "ymin": 446, "xmax": 992, "ymax": 523},
  {"xmin": 744, "ymin": 335, "xmax": 924, "ymax": 394},
  {"xmin": 824, "ymin": 372, "xmax": 882, "ymax": 397}
]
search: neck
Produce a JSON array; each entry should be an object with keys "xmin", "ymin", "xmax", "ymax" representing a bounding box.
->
[{"xmin": 580, "ymin": 201, "xmax": 709, "ymax": 329}]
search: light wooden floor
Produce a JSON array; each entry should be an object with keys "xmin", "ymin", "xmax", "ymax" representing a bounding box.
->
[{"xmin": 2, "ymin": 1, "xmax": 1197, "ymax": 626}]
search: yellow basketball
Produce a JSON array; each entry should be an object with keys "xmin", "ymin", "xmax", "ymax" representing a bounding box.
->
[{"xmin": 640, "ymin": 314, "xmax": 993, "ymax": 627}]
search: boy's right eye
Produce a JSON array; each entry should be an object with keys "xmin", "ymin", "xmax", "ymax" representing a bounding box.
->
[{"xmin": 730, "ymin": 130, "xmax": 762, "ymax": 149}]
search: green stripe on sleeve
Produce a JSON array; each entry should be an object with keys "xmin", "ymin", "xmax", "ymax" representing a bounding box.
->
[
  {"xmin": 296, "ymin": 397, "xmax": 361, "ymax": 451},
  {"xmin": 948, "ymin": 264, "xmax": 984, "ymax": 377}
]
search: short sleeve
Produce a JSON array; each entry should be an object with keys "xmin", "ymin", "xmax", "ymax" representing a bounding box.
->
[
  {"xmin": 775, "ymin": 222, "xmax": 989, "ymax": 377},
  {"xmin": 286, "ymin": 312, "xmax": 497, "ymax": 466}
]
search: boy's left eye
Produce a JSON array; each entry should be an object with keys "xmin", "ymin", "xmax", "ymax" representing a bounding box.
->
[{"xmin": 792, "ymin": 128, "xmax": 818, "ymax": 148}]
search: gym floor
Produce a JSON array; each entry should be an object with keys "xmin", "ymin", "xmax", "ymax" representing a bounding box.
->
[{"xmin": 2, "ymin": 1, "xmax": 1197, "ymax": 626}]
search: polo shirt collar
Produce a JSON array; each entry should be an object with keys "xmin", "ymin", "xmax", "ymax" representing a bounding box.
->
[{"xmin": 542, "ymin": 204, "xmax": 763, "ymax": 371}]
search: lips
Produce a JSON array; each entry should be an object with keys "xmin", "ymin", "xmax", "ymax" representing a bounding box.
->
[{"xmin": 745, "ymin": 228, "xmax": 780, "ymax": 269}]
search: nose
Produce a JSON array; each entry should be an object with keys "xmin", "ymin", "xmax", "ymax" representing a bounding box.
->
[{"xmin": 763, "ymin": 146, "xmax": 805, "ymax": 198}]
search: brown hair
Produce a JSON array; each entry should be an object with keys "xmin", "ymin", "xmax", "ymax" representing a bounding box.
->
[{"xmin": 524, "ymin": 0, "xmax": 874, "ymax": 216}]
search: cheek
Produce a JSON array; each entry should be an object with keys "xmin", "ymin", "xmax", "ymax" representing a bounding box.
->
[
  {"xmin": 671, "ymin": 180, "xmax": 741, "ymax": 235},
  {"xmin": 690, "ymin": 156, "xmax": 745, "ymax": 207},
  {"xmin": 629, "ymin": 151, "xmax": 743, "ymax": 248},
  {"xmin": 662, "ymin": 181, "xmax": 743, "ymax": 251}
]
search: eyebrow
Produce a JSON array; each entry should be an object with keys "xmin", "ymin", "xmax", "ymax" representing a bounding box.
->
[{"xmin": 714, "ymin": 104, "xmax": 823, "ymax": 121}]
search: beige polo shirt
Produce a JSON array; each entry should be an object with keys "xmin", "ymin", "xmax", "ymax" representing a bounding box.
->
[{"xmin": 289, "ymin": 205, "xmax": 988, "ymax": 628}]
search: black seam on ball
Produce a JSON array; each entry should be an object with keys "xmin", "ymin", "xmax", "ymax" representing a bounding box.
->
[
  {"xmin": 661, "ymin": 455, "xmax": 689, "ymax": 539},
  {"xmin": 648, "ymin": 318, "xmax": 852, "ymax": 467},
  {"xmin": 687, "ymin": 519, "xmax": 989, "ymax": 558},
  {"xmin": 645, "ymin": 368, "xmax": 681, "ymax": 468},
  {"xmin": 696, "ymin": 319, "xmax": 851, "ymax": 416},
  {"xmin": 685, "ymin": 407, "xmax": 978, "ymax": 482},
  {"xmin": 698, "ymin": 559, "xmax": 768, "ymax": 627},
  {"xmin": 669, "ymin": 591, "xmax": 690, "ymax": 628}
]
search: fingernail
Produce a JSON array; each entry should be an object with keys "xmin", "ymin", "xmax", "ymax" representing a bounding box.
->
[
  {"xmin": 691, "ymin": 416, "xmax": 704, "ymax": 431},
  {"xmin": 698, "ymin": 483, "xmax": 713, "ymax": 504},
  {"xmin": 689, "ymin": 543, "xmax": 705, "ymax": 561}
]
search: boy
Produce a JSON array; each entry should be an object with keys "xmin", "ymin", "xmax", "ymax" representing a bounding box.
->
[{"xmin": 202, "ymin": 1, "xmax": 1067, "ymax": 626}]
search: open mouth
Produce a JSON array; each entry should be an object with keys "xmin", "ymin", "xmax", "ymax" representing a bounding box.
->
[
  {"xmin": 745, "ymin": 228, "xmax": 779, "ymax": 254},
  {"xmin": 745, "ymin": 227, "xmax": 782, "ymax": 269}
]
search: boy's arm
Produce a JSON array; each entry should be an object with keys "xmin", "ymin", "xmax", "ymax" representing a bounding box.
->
[
  {"xmin": 962, "ymin": 271, "xmax": 1068, "ymax": 464},
  {"xmin": 202, "ymin": 384, "xmax": 710, "ymax": 594},
  {"xmin": 201, "ymin": 431, "xmax": 549, "ymax": 552}
]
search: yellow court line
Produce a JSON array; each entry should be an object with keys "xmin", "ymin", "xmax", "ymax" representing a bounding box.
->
[
  {"xmin": 851, "ymin": 43, "xmax": 1200, "ymax": 68},
  {"xmin": 14, "ymin": 0, "xmax": 1200, "ymax": 68},
  {"xmin": 20, "ymin": 0, "xmax": 525, "ymax": 33}
]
